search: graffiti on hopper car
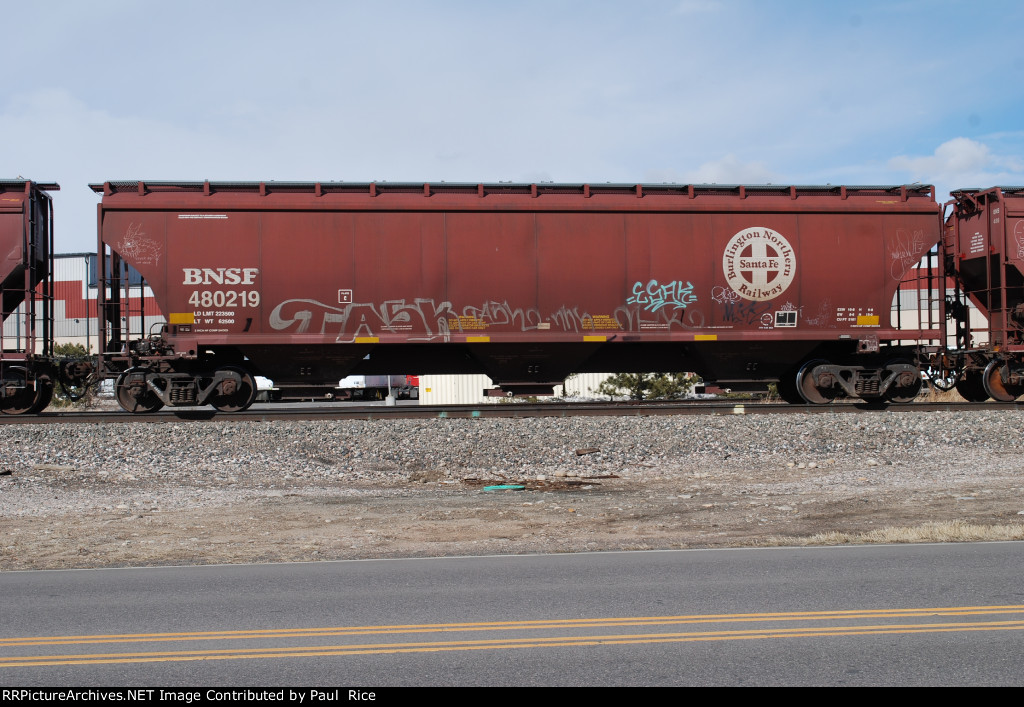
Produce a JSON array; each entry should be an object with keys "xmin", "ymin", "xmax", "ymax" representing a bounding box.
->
[
  {"xmin": 888, "ymin": 228, "xmax": 927, "ymax": 280},
  {"xmin": 269, "ymin": 296, "xmax": 689, "ymax": 341},
  {"xmin": 710, "ymin": 285, "xmax": 742, "ymax": 304},
  {"xmin": 721, "ymin": 299, "xmax": 773, "ymax": 326},
  {"xmin": 626, "ymin": 280, "xmax": 697, "ymax": 313},
  {"xmin": 118, "ymin": 223, "xmax": 162, "ymax": 266},
  {"xmin": 270, "ymin": 298, "xmax": 451, "ymax": 341}
]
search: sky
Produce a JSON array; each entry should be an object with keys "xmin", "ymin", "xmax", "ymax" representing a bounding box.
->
[{"xmin": 3, "ymin": 0, "xmax": 1023, "ymax": 252}]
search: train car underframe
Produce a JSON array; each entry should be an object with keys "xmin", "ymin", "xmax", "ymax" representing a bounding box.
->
[{"xmin": 100, "ymin": 333, "xmax": 939, "ymax": 412}]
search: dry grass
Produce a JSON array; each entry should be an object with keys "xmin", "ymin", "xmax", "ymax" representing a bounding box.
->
[
  {"xmin": 776, "ymin": 520, "xmax": 1024, "ymax": 546},
  {"xmin": 758, "ymin": 382, "xmax": 971, "ymax": 404},
  {"xmin": 918, "ymin": 386, "xmax": 968, "ymax": 403}
]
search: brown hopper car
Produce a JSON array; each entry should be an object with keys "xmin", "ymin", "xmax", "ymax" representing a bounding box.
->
[{"xmin": 91, "ymin": 181, "xmax": 943, "ymax": 412}]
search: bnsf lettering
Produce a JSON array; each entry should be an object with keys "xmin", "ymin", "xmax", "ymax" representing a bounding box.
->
[{"xmin": 183, "ymin": 268, "xmax": 259, "ymax": 285}]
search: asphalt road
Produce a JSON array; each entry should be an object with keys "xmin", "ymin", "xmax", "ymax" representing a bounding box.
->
[{"xmin": 2, "ymin": 543, "xmax": 1023, "ymax": 686}]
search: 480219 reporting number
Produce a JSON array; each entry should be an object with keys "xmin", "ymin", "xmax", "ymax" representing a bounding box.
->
[{"xmin": 188, "ymin": 290, "xmax": 261, "ymax": 308}]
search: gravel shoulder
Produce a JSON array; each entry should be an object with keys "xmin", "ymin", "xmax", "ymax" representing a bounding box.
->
[{"xmin": 2, "ymin": 409, "xmax": 1023, "ymax": 570}]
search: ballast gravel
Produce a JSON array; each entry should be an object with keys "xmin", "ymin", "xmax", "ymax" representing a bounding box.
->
[{"xmin": 1, "ymin": 409, "xmax": 1022, "ymax": 569}]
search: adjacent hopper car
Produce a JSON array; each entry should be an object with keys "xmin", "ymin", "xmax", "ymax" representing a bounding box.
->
[
  {"xmin": 945, "ymin": 186, "xmax": 1024, "ymax": 401},
  {"xmin": 0, "ymin": 180, "xmax": 89, "ymax": 414},
  {"xmin": 3, "ymin": 178, "xmax": 1023, "ymax": 414}
]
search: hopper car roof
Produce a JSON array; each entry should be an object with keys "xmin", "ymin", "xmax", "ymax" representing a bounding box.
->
[
  {"xmin": 951, "ymin": 186, "xmax": 1024, "ymax": 195},
  {"xmin": 90, "ymin": 180, "xmax": 934, "ymax": 199},
  {"xmin": 90, "ymin": 181, "xmax": 939, "ymax": 214},
  {"xmin": 0, "ymin": 180, "xmax": 59, "ymax": 191}
]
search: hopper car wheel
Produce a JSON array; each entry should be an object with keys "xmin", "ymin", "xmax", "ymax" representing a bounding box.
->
[
  {"xmin": 209, "ymin": 367, "xmax": 257, "ymax": 413},
  {"xmin": 797, "ymin": 359, "xmax": 840, "ymax": 405},
  {"xmin": 982, "ymin": 360, "xmax": 1024, "ymax": 402},
  {"xmin": 115, "ymin": 370, "xmax": 164, "ymax": 414},
  {"xmin": 27, "ymin": 380, "xmax": 54, "ymax": 414},
  {"xmin": 884, "ymin": 359, "xmax": 923, "ymax": 404},
  {"xmin": 955, "ymin": 370, "xmax": 989, "ymax": 402},
  {"xmin": 1, "ymin": 367, "xmax": 50, "ymax": 415},
  {"xmin": 775, "ymin": 371, "xmax": 804, "ymax": 404}
]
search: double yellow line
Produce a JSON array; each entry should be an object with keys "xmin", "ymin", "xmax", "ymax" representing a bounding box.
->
[{"xmin": 3, "ymin": 605, "xmax": 1024, "ymax": 667}]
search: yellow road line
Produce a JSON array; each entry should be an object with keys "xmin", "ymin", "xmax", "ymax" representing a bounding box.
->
[
  {"xmin": 4, "ymin": 605, "xmax": 1024, "ymax": 648},
  {"xmin": 3, "ymin": 619, "xmax": 1024, "ymax": 668}
]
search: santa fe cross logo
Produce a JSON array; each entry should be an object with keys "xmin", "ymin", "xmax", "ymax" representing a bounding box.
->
[{"xmin": 722, "ymin": 227, "xmax": 796, "ymax": 302}]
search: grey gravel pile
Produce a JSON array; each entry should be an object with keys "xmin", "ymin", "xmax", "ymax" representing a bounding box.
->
[{"xmin": 0, "ymin": 410, "xmax": 1020, "ymax": 486}]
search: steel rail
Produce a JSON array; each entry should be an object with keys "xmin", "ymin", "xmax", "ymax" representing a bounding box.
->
[{"xmin": 2, "ymin": 399, "xmax": 1020, "ymax": 425}]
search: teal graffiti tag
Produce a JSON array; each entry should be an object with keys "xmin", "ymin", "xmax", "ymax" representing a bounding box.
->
[{"xmin": 627, "ymin": 280, "xmax": 697, "ymax": 313}]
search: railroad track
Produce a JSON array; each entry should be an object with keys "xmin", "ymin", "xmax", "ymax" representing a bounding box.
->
[{"xmin": 3, "ymin": 398, "xmax": 1020, "ymax": 425}]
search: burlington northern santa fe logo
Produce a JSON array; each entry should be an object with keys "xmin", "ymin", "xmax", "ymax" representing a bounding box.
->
[{"xmin": 722, "ymin": 227, "xmax": 796, "ymax": 301}]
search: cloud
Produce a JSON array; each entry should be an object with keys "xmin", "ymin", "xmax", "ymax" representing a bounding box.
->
[
  {"xmin": 889, "ymin": 138, "xmax": 992, "ymax": 175},
  {"xmin": 682, "ymin": 155, "xmax": 780, "ymax": 185},
  {"xmin": 887, "ymin": 138, "xmax": 1024, "ymax": 198}
]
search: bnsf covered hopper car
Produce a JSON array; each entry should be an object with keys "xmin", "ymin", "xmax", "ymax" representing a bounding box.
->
[{"xmin": 91, "ymin": 181, "xmax": 944, "ymax": 412}]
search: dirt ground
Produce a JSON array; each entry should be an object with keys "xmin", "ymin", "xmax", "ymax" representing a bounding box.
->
[{"xmin": 3, "ymin": 458, "xmax": 1024, "ymax": 571}]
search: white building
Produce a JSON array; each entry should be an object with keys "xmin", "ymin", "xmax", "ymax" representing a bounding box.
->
[{"xmin": 2, "ymin": 253, "xmax": 164, "ymax": 353}]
